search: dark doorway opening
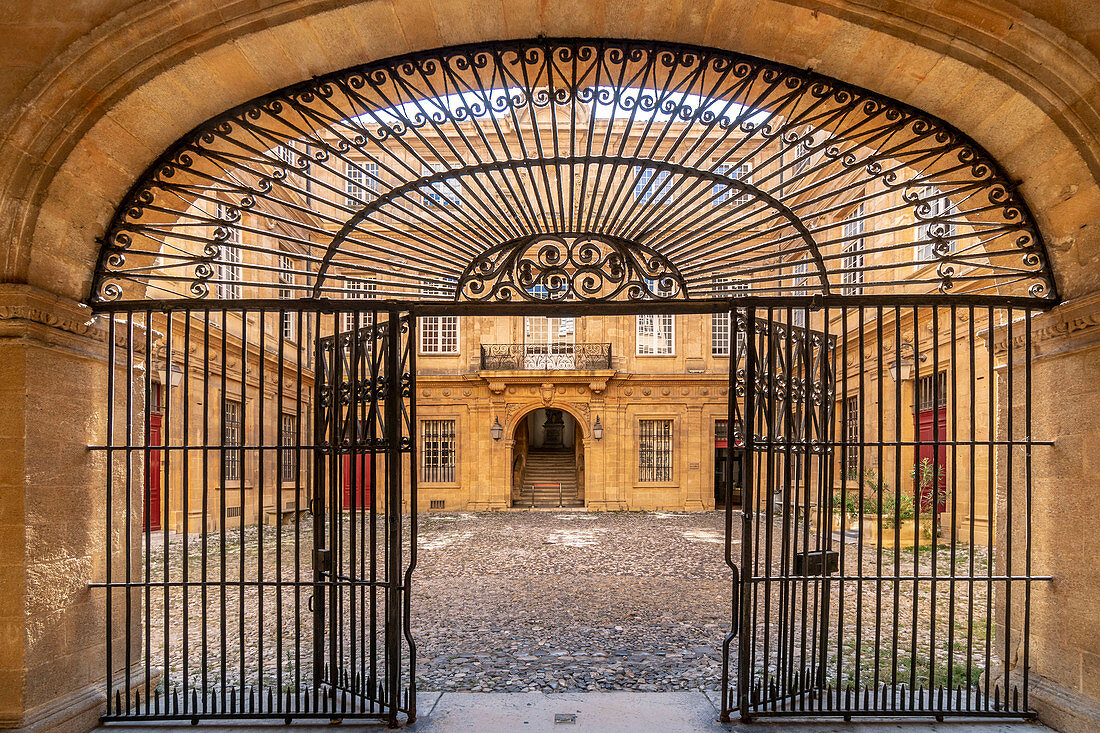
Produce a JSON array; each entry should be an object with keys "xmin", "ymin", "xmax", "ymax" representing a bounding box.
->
[
  {"xmin": 714, "ymin": 419, "xmax": 743, "ymax": 508},
  {"xmin": 512, "ymin": 408, "xmax": 583, "ymax": 508}
]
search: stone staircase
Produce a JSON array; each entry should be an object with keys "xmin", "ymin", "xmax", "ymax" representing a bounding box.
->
[{"xmin": 515, "ymin": 449, "xmax": 583, "ymax": 508}]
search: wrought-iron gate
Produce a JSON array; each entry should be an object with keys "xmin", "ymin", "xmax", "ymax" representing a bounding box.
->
[
  {"xmin": 722, "ymin": 304, "xmax": 1042, "ymax": 722},
  {"xmin": 96, "ymin": 306, "xmax": 416, "ymax": 725},
  {"xmin": 83, "ymin": 35, "xmax": 1056, "ymax": 729}
]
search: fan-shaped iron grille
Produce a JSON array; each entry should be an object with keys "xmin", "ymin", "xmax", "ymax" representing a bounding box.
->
[{"xmin": 91, "ymin": 39, "xmax": 1055, "ymax": 305}]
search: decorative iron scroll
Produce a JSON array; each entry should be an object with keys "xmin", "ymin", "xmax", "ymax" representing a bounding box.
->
[
  {"xmin": 460, "ymin": 235, "xmax": 685, "ymax": 302},
  {"xmin": 90, "ymin": 38, "xmax": 1056, "ymax": 305}
]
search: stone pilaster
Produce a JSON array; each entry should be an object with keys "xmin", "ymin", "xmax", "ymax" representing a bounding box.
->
[
  {"xmin": 993, "ymin": 291, "xmax": 1100, "ymax": 733},
  {"xmin": 0, "ymin": 284, "xmax": 138, "ymax": 732}
]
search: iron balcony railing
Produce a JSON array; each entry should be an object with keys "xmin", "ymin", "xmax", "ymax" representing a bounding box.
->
[{"xmin": 480, "ymin": 343, "xmax": 611, "ymax": 370}]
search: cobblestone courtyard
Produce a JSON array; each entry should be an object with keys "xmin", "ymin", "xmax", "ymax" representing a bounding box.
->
[
  {"xmin": 145, "ymin": 509, "xmax": 990, "ymax": 698},
  {"xmin": 413, "ymin": 511, "xmax": 732, "ymax": 693}
]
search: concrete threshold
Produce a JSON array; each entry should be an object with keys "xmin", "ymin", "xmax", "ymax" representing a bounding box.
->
[{"xmin": 96, "ymin": 691, "xmax": 1052, "ymax": 732}]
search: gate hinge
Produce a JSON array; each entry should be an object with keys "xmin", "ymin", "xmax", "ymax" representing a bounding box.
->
[{"xmin": 314, "ymin": 548, "xmax": 332, "ymax": 573}]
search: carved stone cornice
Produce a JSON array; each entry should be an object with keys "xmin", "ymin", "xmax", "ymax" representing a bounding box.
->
[
  {"xmin": 993, "ymin": 290, "xmax": 1100, "ymax": 359},
  {"xmin": 0, "ymin": 284, "xmax": 105, "ymax": 341}
]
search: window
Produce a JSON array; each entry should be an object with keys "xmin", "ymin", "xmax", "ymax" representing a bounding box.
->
[
  {"xmin": 422, "ymin": 163, "xmax": 459, "ymax": 206},
  {"xmin": 419, "ymin": 285, "xmax": 459, "ymax": 354},
  {"xmin": 273, "ymin": 141, "xmax": 295, "ymax": 167},
  {"xmin": 278, "ymin": 254, "xmax": 295, "ymax": 340},
  {"xmin": 918, "ymin": 371, "xmax": 948, "ymax": 410},
  {"xmin": 637, "ymin": 278, "xmax": 675, "ymax": 355},
  {"xmin": 639, "ymin": 419, "xmax": 673, "ymax": 482},
  {"xmin": 841, "ymin": 203, "xmax": 865, "ymax": 296},
  {"xmin": 224, "ymin": 398, "xmax": 242, "ymax": 482},
  {"xmin": 342, "ymin": 278, "xmax": 377, "ymax": 332},
  {"xmin": 345, "ymin": 161, "xmax": 378, "ymax": 207},
  {"xmin": 280, "ymin": 413, "xmax": 296, "ymax": 483},
  {"xmin": 714, "ymin": 162, "xmax": 752, "ymax": 206},
  {"xmin": 711, "ymin": 277, "xmax": 749, "ymax": 356},
  {"xmin": 524, "ymin": 314, "xmax": 575, "ymax": 368},
  {"xmin": 634, "ymin": 167, "xmax": 673, "ymax": 203},
  {"xmin": 422, "ymin": 419, "xmax": 456, "ymax": 483},
  {"xmin": 791, "ymin": 260, "xmax": 809, "ymax": 327},
  {"xmin": 793, "ymin": 138, "xmax": 812, "ymax": 175},
  {"xmin": 214, "ymin": 202, "xmax": 242, "ymax": 299},
  {"xmin": 637, "ymin": 312, "xmax": 674, "ymax": 355},
  {"xmin": 917, "ymin": 187, "xmax": 956, "ymax": 262},
  {"xmin": 844, "ymin": 395, "xmax": 859, "ymax": 478}
]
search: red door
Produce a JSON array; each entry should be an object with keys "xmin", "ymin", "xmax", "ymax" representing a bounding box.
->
[
  {"xmin": 917, "ymin": 405, "xmax": 947, "ymax": 513},
  {"xmin": 145, "ymin": 412, "xmax": 163, "ymax": 531},
  {"xmin": 341, "ymin": 453, "xmax": 373, "ymax": 509}
]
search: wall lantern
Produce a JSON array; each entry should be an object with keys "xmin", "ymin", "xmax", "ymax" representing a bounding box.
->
[
  {"xmin": 157, "ymin": 363, "xmax": 185, "ymax": 388},
  {"xmin": 888, "ymin": 357, "xmax": 913, "ymax": 383},
  {"xmin": 887, "ymin": 341, "xmax": 926, "ymax": 383},
  {"xmin": 490, "ymin": 416, "xmax": 503, "ymax": 441},
  {"xmin": 592, "ymin": 415, "xmax": 604, "ymax": 441}
]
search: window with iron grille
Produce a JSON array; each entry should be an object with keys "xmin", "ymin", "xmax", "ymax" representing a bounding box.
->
[
  {"xmin": 844, "ymin": 395, "xmax": 859, "ymax": 477},
  {"xmin": 342, "ymin": 278, "xmax": 376, "ymax": 332},
  {"xmin": 716, "ymin": 419, "xmax": 728, "ymax": 442},
  {"xmin": 224, "ymin": 398, "xmax": 242, "ymax": 483},
  {"xmin": 280, "ymin": 413, "xmax": 296, "ymax": 483},
  {"xmin": 421, "ymin": 419, "xmax": 456, "ymax": 483},
  {"xmin": 918, "ymin": 371, "xmax": 948, "ymax": 410},
  {"xmin": 345, "ymin": 161, "xmax": 378, "ymax": 207},
  {"xmin": 639, "ymin": 419, "xmax": 673, "ymax": 482},
  {"xmin": 714, "ymin": 162, "xmax": 752, "ymax": 205},
  {"xmin": 214, "ymin": 202, "xmax": 242, "ymax": 299},
  {"xmin": 917, "ymin": 187, "xmax": 956, "ymax": 262},
  {"xmin": 841, "ymin": 203, "xmax": 865, "ymax": 295},
  {"xmin": 711, "ymin": 278, "xmax": 748, "ymax": 356}
]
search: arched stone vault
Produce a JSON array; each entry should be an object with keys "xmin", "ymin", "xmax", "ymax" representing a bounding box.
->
[{"xmin": 2, "ymin": 0, "xmax": 1100, "ymax": 303}]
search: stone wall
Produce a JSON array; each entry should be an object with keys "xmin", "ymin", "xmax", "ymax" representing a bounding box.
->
[{"xmin": 993, "ymin": 293, "xmax": 1100, "ymax": 733}]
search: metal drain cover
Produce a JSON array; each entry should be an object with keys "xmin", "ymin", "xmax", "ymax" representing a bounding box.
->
[{"xmin": 554, "ymin": 713, "xmax": 577, "ymax": 724}]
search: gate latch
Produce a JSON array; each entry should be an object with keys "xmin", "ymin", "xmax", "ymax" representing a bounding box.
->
[
  {"xmin": 314, "ymin": 548, "xmax": 332, "ymax": 574},
  {"xmin": 793, "ymin": 549, "xmax": 839, "ymax": 576}
]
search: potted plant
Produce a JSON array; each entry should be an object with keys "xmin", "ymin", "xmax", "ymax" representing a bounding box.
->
[
  {"xmin": 910, "ymin": 457, "xmax": 949, "ymax": 540},
  {"xmin": 833, "ymin": 469, "xmax": 918, "ymax": 548}
]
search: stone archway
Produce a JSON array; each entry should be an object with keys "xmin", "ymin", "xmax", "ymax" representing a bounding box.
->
[
  {"xmin": 508, "ymin": 403, "xmax": 589, "ymax": 509},
  {"xmin": 2, "ymin": 4, "xmax": 1100, "ymax": 732}
]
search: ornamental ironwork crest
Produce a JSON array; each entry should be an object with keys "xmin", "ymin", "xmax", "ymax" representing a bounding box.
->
[{"xmin": 458, "ymin": 234, "xmax": 686, "ymax": 302}]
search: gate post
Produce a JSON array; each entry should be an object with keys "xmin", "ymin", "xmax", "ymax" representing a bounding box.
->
[
  {"xmin": 736, "ymin": 306, "xmax": 757, "ymax": 719},
  {"xmin": 312, "ymin": 312, "xmax": 327, "ymax": 707},
  {"xmin": 384, "ymin": 310, "xmax": 402, "ymax": 728}
]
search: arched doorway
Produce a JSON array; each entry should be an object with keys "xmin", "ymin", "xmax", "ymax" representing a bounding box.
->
[
  {"xmin": 511, "ymin": 407, "xmax": 584, "ymax": 508},
  {"xmin": 83, "ymin": 37, "xmax": 1055, "ymax": 727}
]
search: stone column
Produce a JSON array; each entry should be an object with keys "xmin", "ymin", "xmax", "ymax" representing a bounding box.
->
[
  {"xmin": 993, "ymin": 292, "xmax": 1100, "ymax": 733},
  {"xmin": 0, "ymin": 284, "xmax": 140, "ymax": 732}
]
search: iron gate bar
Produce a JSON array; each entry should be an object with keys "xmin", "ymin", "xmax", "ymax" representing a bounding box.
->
[
  {"xmin": 94, "ymin": 307, "xmax": 416, "ymax": 722},
  {"xmin": 721, "ymin": 304, "xmax": 1045, "ymax": 721}
]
